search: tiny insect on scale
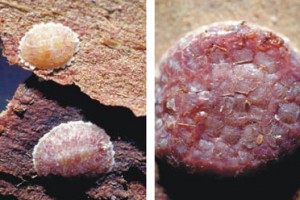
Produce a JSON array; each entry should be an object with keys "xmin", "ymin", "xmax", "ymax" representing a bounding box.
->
[{"xmin": 18, "ymin": 22, "xmax": 80, "ymax": 72}]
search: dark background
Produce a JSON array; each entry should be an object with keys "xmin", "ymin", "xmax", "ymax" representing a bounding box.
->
[
  {"xmin": 157, "ymin": 149, "xmax": 300, "ymax": 200},
  {"xmin": 0, "ymin": 48, "xmax": 31, "ymax": 112}
]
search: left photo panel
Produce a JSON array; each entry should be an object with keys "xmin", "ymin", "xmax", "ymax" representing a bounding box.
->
[{"xmin": 0, "ymin": 0, "xmax": 146, "ymax": 199}]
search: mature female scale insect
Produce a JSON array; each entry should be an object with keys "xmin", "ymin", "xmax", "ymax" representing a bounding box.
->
[
  {"xmin": 32, "ymin": 121, "xmax": 115, "ymax": 177},
  {"xmin": 156, "ymin": 21, "xmax": 300, "ymax": 176},
  {"xmin": 18, "ymin": 22, "xmax": 80, "ymax": 71}
]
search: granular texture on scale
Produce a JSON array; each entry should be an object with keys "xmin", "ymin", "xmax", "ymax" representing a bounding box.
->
[
  {"xmin": 19, "ymin": 22, "xmax": 80, "ymax": 70},
  {"xmin": 33, "ymin": 121, "xmax": 115, "ymax": 177},
  {"xmin": 0, "ymin": 76, "xmax": 145, "ymax": 199},
  {"xmin": 156, "ymin": 21, "xmax": 300, "ymax": 175},
  {"xmin": 0, "ymin": 0, "xmax": 146, "ymax": 116}
]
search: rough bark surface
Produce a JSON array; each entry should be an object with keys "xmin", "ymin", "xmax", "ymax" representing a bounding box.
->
[
  {"xmin": 0, "ymin": 76, "xmax": 146, "ymax": 200},
  {"xmin": 0, "ymin": 0, "xmax": 146, "ymax": 116}
]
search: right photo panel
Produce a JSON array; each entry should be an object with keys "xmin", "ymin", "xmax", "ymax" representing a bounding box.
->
[{"xmin": 155, "ymin": 0, "xmax": 300, "ymax": 199}]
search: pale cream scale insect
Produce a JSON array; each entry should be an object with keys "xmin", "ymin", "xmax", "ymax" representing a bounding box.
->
[{"xmin": 18, "ymin": 22, "xmax": 80, "ymax": 71}]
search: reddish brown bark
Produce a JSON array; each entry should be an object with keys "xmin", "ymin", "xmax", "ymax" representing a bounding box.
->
[
  {"xmin": 0, "ymin": 0, "xmax": 146, "ymax": 116},
  {"xmin": 0, "ymin": 76, "xmax": 145, "ymax": 199}
]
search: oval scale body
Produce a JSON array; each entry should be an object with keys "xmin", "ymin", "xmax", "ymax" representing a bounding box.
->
[
  {"xmin": 156, "ymin": 21, "xmax": 300, "ymax": 175},
  {"xmin": 18, "ymin": 22, "xmax": 80, "ymax": 70},
  {"xmin": 32, "ymin": 121, "xmax": 115, "ymax": 177}
]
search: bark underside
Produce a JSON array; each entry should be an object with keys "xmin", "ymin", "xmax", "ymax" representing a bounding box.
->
[{"xmin": 0, "ymin": 75, "xmax": 146, "ymax": 200}]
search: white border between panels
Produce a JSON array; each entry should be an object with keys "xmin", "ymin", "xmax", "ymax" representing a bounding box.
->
[{"xmin": 146, "ymin": 0, "xmax": 155, "ymax": 199}]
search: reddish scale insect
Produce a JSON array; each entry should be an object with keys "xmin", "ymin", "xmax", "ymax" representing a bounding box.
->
[
  {"xmin": 156, "ymin": 21, "xmax": 300, "ymax": 175},
  {"xmin": 33, "ymin": 121, "xmax": 115, "ymax": 177}
]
